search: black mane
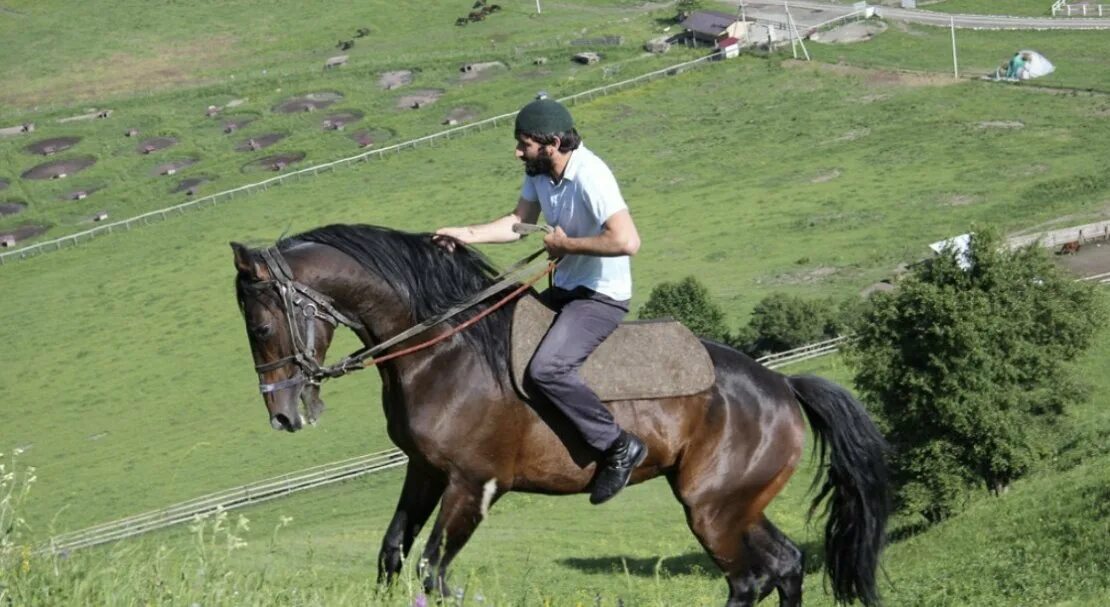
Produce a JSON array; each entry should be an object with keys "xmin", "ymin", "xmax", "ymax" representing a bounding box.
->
[{"xmin": 283, "ymin": 224, "xmax": 518, "ymax": 379}]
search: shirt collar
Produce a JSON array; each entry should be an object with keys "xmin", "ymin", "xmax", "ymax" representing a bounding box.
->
[{"xmin": 552, "ymin": 144, "xmax": 586, "ymax": 185}]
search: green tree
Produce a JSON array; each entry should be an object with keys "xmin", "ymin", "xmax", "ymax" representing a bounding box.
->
[
  {"xmin": 847, "ymin": 230, "xmax": 1105, "ymax": 522},
  {"xmin": 638, "ymin": 276, "xmax": 728, "ymax": 341},
  {"xmin": 739, "ymin": 293, "xmax": 842, "ymax": 356}
]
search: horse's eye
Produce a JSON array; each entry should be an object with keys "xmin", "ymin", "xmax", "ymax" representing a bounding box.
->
[{"xmin": 253, "ymin": 324, "xmax": 274, "ymax": 339}]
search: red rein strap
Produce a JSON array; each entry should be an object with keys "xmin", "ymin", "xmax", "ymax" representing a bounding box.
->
[{"xmin": 357, "ymin": 260, "xmax": 556, "ymax": 368}]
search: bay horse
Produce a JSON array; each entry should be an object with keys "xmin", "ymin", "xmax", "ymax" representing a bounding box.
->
[{"xmin": 231, "ymin": 224, "xmax": 891, "ymax": 607}]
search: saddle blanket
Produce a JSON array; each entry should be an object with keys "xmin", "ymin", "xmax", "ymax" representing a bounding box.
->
[{"xmin": 510, "ymin": 294, "xmax": 716, "ymax": 402}]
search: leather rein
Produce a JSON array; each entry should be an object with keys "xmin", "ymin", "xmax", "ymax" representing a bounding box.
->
[{"xmin": 251, "ymin": 228, "xmax": 557, "ymax": 397}]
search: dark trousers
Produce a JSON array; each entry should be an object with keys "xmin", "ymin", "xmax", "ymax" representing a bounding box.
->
[{"xmin": 528, "ymin": 287, "xmax": 629, "ymax": 453}]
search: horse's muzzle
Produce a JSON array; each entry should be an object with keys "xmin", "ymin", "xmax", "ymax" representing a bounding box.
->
[{"xmin": 270, "ymin": 411, "xmax": 304, "ymax": 432}]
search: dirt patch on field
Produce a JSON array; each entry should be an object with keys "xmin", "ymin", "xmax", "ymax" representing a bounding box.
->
[
  {"xmin": 350, "ymin": 128, "xmax": 394, "ymax": 148},
  {"xmin": 823, "ymin": 128, "xmax": 870, "ymax": 144},
  {"xmin": 943, "ymin": 193, "xmax": 981, "ymax": 206},
  {"xmin": 221, "ymin": 115, "xmax": 258, "ymax": 133},
  {"xmin": 0, "ymin": 200, "xmax": 27, "ymax": 217},
  {"xmin": 396, "ymin": 89, "xmax": 444, "ymax": 109},
  {"xmin": 1051, "ymin": 237, "xmax": 1110, "ymax": 278},
  {"xmin": 0, "ymin": 223, "xmax": 48, "ymax": 244},
  {"xmin": 788, "ymin": 61, "xmax": 958, "ymax": 88},
  {"xmin": 21, "ymin": 156, "xmax": 97, "ymax": 180},
  {"xmin": 321, "ymin": 110, "xmax": 364, "ymax": 130},
  {"xmin": 172, "ymin": 176, "xmax": 214, "ymax": 194},
  {"xmin": 242, "ymin": 152, "xmax": 306, "ymax": 173},
  {"xmin": 977, "ymin": 120, "xmax": 1024, "ymax": 129},
  {"xmin": 136, "ymin": 137, "xmax": 177, "ymax": 154},
  {"xmin": 459, "ymin": 61, "xmax": 507, "ymax": 83},
  {"xmin": 442, "ymin": 106, "xmax": 481, "ymax": 125},
  {"xmin": 377, "ymin": 70, "xmax": 413, "ymax": 90},
  {"xmin": 811, "ymin": 20, "xmax": 887, "ymax": 44},
  {"xmin": 150, "ymin": 158, "xmax": 198, "ymax": 176},
  {"xmin": 810, "ymin": 169, "xmax": 842, "ymax": 184},
  {"xmin": 60, "ymin": 185, "xmax": 104, "ymax": 201},
  {"xmin": 25, "ymin": 136, "xmax": 81, "ymax": 155},
  {"xmin": 758, "ymin": 266, "xmax": 840, "ymax": 286},
  {"xmin": 1, "ymin": 36, "xmax": 235, "ymax": 110},
  {"xmin": 235, "ymin": 133, "xmax": 286, "ymax": 151},
  {"xmin": 272, "ymin": 92, "xmax": 343, "ymax": 114}
]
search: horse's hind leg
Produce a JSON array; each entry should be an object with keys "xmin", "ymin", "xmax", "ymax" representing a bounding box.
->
[
  {"xmin": 669, "ymin": 463, "xmax": 800, "ymax": 606},
  {"xmin": 748, "ymin": 516, "xmax": 804, "ymax": 607},
  {"xmin": 418, "ymin": 477, "xmax": 498, "ymax": 596}
]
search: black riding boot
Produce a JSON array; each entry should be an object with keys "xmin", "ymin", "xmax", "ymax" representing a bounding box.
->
[{"xmin": 590, "ymin": 431, "xmax": 647, "ymax": 505}]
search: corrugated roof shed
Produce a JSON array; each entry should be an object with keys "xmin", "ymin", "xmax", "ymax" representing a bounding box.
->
[{"xmin": 680, "ymin": 10, "xmax": 737, "ymax": 36}]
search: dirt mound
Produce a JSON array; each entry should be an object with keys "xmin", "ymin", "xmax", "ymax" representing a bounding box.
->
[
  {"xmin": 21, "ymin": 156, "xmax": 97, "ymax": 180},
  {"xmin": 459, "ymin": 61, "xmax": 507, "ymax": 83},
  {"xmin": 221, "ymin": 116, "xmax": 257, "ymax": 133},
  {"xmin": 0, "ymin": 200, "xmax": 27, "ymax": 217},
  {"xmin": 442, "ymin": 106, "xmax": 480, "ymax": 125},
  {"xmin": 272, "ymin": 92, "xmax": 343, "ymax": 113},
  {"xmin": 350, "ymin": 128, "xmax": 394, "ymax": 148},
  {"xmin": 25, "ymin": 136, "xmax": 81, "ymax": 155},
  {"xmin": 811, "ymin": 20, "xmax": 887, "ymax": 44},
  {"xmin": 60, "ymin": 185, "xmax": 104, "ymax": 201},
  {"xmin": 136, "ymin": 137, "xmax": 177, "ymax": 154},
  {"xmin": 235, "ymin": 133, "xmax": 286, "ymax": 151},
  {"xmin": 377, "ymin": 70, "xmax": 413, "ymax": 90},
  {"xmin": 150, "ymin": 158, "xmax": 199, "ymax": 176},
  {"xmin": 0, "ymin": 223, "xmax": 48, "ymax": 244},
  {"xmin": 242, "ymin": 152, "xmax": 306, "ymax": 173},
  {"xmin": 172, "ymin": 176, "xmax": 214, "ymax": 194},
  {"xmin": 321, "ymin": 110, "xmax": 364, "ymax": 130},
  {"xmin": 396, "ymin": 89, "xmax": 444, "ymax": 109}
]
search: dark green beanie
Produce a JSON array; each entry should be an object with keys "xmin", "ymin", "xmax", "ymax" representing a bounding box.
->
[{"xmin": 514, "ymin": 98, "xmax": 574, "ymax": 135}]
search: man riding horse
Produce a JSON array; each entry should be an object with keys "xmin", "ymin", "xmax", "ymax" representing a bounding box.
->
[{"xmin": 434, "ymin": 97, "xmax": 646, "ymax": 504}]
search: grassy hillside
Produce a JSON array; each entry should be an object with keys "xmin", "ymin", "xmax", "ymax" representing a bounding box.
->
[
  {"xmin": 0, "ymin": 0, "xmax": 703, "ymax": 244},
  {"xmin": 4, "ymin": 54, "xmax": 1110, "ymax": 536},
  {"xmin": 6, "ymin": 348, "xmax": 1107, "ymax": 605},
  {"xmin": 1, "ymin": 3, "xmax": 1109, "ymax": 604}
]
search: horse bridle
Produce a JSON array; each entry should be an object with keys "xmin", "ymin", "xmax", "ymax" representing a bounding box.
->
[
  {"xmin": 248, "ymin": 228, "xmax": 556, "ymax": 396},
  {"xmin": 251, "ymin": 247, "xmax": 364, "ymax": 396}
]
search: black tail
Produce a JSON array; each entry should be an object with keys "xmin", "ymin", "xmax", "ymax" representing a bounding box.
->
[{"xmin": 787, "ymin": 374, "xmax": 891, "ymax": 607}]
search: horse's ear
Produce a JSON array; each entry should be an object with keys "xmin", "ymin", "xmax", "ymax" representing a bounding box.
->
[{"xmin": 230, "ymin": 242, "xmax": 259, "ymax": 278}]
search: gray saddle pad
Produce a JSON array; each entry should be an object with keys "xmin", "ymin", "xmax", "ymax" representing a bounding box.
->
[{"xmin": 510, "ymin": 294, "xmax": 716, "ymax": 402}]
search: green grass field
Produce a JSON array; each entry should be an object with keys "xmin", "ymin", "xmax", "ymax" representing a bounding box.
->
[
  {"xmin": 2, "ymin": 1, "xmax": 1110, "ymax": 604},
  {"xmin": 924, "ymin": 0, "xmax": 1054, "ymax": 17}
]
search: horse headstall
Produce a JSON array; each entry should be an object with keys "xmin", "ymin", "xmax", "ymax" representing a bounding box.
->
[{"xmin": 251, "ymin": 247, "xmax": 364, "ymax": 396}]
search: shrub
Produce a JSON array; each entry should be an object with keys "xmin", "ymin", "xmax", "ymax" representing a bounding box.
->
[
  {"xmin": 638, "ymin": 276, "xmax": 729, "ymax": 341},
  {"xmin": 737, "ymin": 293, "xmax": 843, "ymax": 357},
  {"xmin": 846, "ymin": 229, "xmax": 1106, "ymax": 521}
]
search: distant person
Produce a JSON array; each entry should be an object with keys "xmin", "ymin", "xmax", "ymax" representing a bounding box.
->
[
  {"xmin": 1006, "ymin": 51, "xmax": 1026, "ymax": 79},
  {"xmin": 433, "ymin": 97, "xmax": 646, "ymax": 505}
]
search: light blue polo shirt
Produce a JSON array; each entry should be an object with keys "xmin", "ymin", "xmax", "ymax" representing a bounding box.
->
[{"xmin": 520, "ymin": 144, "xmax": 631, "ymax": 301}]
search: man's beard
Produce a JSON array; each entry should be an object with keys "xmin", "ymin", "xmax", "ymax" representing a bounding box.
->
[{"xmin": 523, "ymin": 149, "xmax": 555, "ymax": 177}]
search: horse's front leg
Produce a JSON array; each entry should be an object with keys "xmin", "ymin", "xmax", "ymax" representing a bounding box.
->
[
  {"xmin": 378, "ymin": 461, "xmax": 446, "ymax": 584},
  {"xmin": 418, "ymin": 476, "xmax": 501, "ymax": 597}
]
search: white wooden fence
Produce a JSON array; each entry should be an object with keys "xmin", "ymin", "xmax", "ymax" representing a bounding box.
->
[
  {"xmin": 41, "ymin": 333, "xmax": 841, "ymax": 555},
  {"xmin": 45, "ymin": 449, "xmax": 407, "ymax": 554},
  {"xmin": 1053, "ymin": 1, "xmax": 1107, "ymax": 17},
  {"xmin": 1006, "ymin": 219, "xmax": 1110, "ymax": 250},
  {"xmin": 1, "ymin": 54, "xmax": 720, "ymax": 266}
]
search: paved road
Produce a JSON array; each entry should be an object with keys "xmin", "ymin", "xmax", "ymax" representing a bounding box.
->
[{"xmin": 730, "ymin": 1, "xmax": 1110, "ymax": 29}]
